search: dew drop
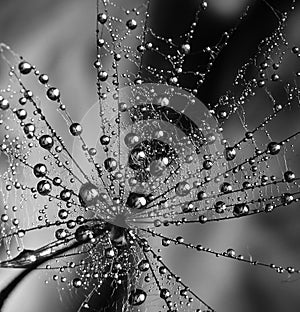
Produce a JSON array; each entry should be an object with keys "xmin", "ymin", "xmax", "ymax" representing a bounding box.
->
[
  {"xmin": 124, "ymin": 133, "xmax": 139, "ymax": 148},
  {"xmin": 98, "ymin": 70, "xmax": 108, "ymax": 81},
  {"xmin": 97, "ymin": 13, "xmax": 108, "ymax": 24},
  {"xmin": 33, "ymin": 163, "xmax": 47, "ymax": 178},
  {"xmin": 267, "ymin": 142, "xmax": 281, "ymax": 155},
  {"xmin": 18, "ymin": 61, "xmax": 32, "ymax": 75},
  {"xmin": 0, "ymin": 98, "xmax": 9, "ymax": 110},
  {"xmin": 284, "ymin": 170, "xmax": 295, "ymax": 182},
  {"xmin": 224, "ymin": 147, "xmax": 236, "ymax": 161},
  {"xmin": 39, "ymin": 74, "xmax": 49, "ymax": 84},
  {"xmin": 160, "ymin": 288, "xmax": 171, "ymax": 299},
  {"xmin": 126, "ymin": 192, "xmax": 147, "ymax": 209},
  {"xmin": 100, "ymin": 135, "xmax": 110, "ymax": 145},
  {"xmin": 214, "ymin": 201, "xmax": 226, "ymax": 213},
  {"xmin": 55, "ymin": 228, "xmax": 68, "ymax": 240},
  {"xmin": 75, "ymin": 225, "xmax": 93, "ymax": 242},
  {"xmin": 46, "ymin": 87, "xmax": 60, "ymax": 101},
  {"xmin": 138, "ymin": 259, "xmax": 150, "ymax": 272},
  {"xmin": 180, "ymin": 43, "xmax": 191, "ymax": 55},
  {"xmin": 104, "ymin": 157, "xmax": 118, "ymax": 172},
  {"xmin": 220, "ymin": 182, "xmax": 232, "ymax": 193},
  {"xmin": 39, "ymin": 135, "xmax": 54, "ymax": 150},
  {"xmin": 37, "ymin": 180, "xmax": 52, "ymax": 196},
  {"xmin": 79, "ymin": 183, "xmax": 100, "ymax": 207},
  {"xmin": 60, "ymin": 189, "xmax": 72, "ymax": 201},
  {"xmin": 281, "ymin": 193, "xmax": 294, "ymax": 205},
  {"xmin": 72, "ymin": 278, "xmax": 82, "ymax": 288},
  {"xmin": 69, "ymin": 123, "xmax": 82, "ymax": 136},
  {"xmin": 233, "ymin": 203, "xmax": 249, "ymax": 217},
  {"xmin": 105, "ymin": 247, "xmax": 115, "ymax": 258},
  {"xmin": 175, "ymin": 181, "xmax": 191, "ymax": 197},
  {"xmin": 23, "ymin": 123, "xmax": 35, "ymax": 136},
  {"xmin": 129, "ymin": 288, "xmax": 147, "ymax": 306},
  {"xmin": 126, "ymin": 19, "xmax": 137, "ymax": 30},
  {"xmin": 15, "ymin": 109, "xmax": 27, "ymax": 120}
]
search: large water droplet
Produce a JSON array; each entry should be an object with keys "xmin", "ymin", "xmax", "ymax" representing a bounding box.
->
[{"xmin": 129, "ymin": 288, "xmax": 147, "ymax": 306}]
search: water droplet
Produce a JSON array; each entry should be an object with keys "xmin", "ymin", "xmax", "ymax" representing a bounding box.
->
[
  {"xmin": 104, "ymin": 157, "xmax": 118, "ymax": 172},
  {"xmin": 129, "ymin": 288, "xmax": 147, "ymax": 306},
  {"xmin": 126, "ymin": 192, "xmax": 148, "ymax": 209},
  {"xmin": 46, "ymin": 87, "xmax": 60, "ymax": 101},
  {"xmin": 214, "ymin": 201, "xmax": 226, "ymax": 213},
  {"xmin": 72, "ymin": 278, "xmax": 82, "ymax": 288},
  {"xmin": 15, "ymin": 109, "xmax": 27, "ymax": 120},
  {"xmin": 37, "ymin": 180, "xmax": 52, "ymax": 196},
  {"xmin": 284, "ymin": 171, "xmax": 295, "ymax": 182},
  {"xmin": 79, "ymin": 183, "xmax": 100, "ymax": 207},
  {"xmin": 0, "ymin": 98, "xmax": 9, "ymax": 110},
  {"xmin": 18, "ymin": 61, "xmax": 32, "ymax": 75},
  {"xmin": 100, "ymin": 135, "xmax": 110, "ymax": 145},
  {"xmin": 233, "ymin": 203, "xmax": 249, "ymax": 217},
  {"xmin": 180, "ymin": 43, "xmax": 191, "ymax": 55},
  {"xmin": 138, "ymin": 259, "xmax": 150, "ymax": 272},
  {"xmin": 268, "ymin": 142, "xmax": 281, "ymax": 155},
  {"xmin": 55, "ymin": 228, "xmax": 68, "ymax": 240},
  {"xmin": 124, "ymin": 133, "xmax": 140, "ymax": 148},
  {"xmin": 224, "ymin": 147, "xmax": 236, "ymax": 161},
  {"xmin": 98, "ymin": 70, "xmax": 108, "ymax": 81},
  {"xmin": 160, "ymin": 288, "xmax": 171, "ymax": 299},
  {"xmin": 105, "ymin": 247, "xmax": 115, "ymax": 258},
  {"xmin": 97, "ymin": 13, "xmax": 108, "ymax": 24},
  {"xmin": 60, "ymin": 189, "xmax": 72, "ymax": 201},
  {"xmin": 281, "ymin": 193, "xmax": 294, "ymax": 205},
  {"xmin": 39, "ymin": 135, "xmax": 54, "ymax": 150},
  {"xmin": 75, "ymin": 225, "xmax": 93, "ymax": 242},
  {"xmin": 39, "ymin": 74, "xmax": 49, "ymax": 84},
  {"xmin": 33, "ymin": 163, "xmax": 47, "ymax": 178},
  {"xmin": 220, "ymin": 182, "xmax": 232, "ymax": 193},
  {"xmin": 175, "ymin": 181, "xmax": 191, "ymax": 197},
  {"xmin": 126, "ymin": 19, "xmax": 137, "ymax": 30},
  {"xmin": 69, "ymin": 123, "xmax": 82, "ymax": 136}
]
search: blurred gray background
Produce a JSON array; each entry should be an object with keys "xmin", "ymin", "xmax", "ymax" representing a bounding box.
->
[{"xmin": 0, "ymin": 0, "xmax": 300, "ymax": 312}]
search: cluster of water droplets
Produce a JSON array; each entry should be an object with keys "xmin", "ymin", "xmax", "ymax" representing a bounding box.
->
[{"xmin": 0, "ymin": 0, "xmax": 300, "ymax": 311}]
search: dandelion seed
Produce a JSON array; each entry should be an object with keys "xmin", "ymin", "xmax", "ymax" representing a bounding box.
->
[{"xmin": 0, "ymin": 0, "xmax": 299, "ymax": 311}]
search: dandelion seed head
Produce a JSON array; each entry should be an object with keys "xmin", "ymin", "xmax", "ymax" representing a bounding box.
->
[{"xmin": 0, "ymin": 0, "xmax": 299, "ymax": 311}]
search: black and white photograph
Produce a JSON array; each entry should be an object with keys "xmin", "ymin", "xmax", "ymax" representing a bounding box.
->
[{"xmin": 0, "ymin": 1, "xmax": 299, "ymax": 311}]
